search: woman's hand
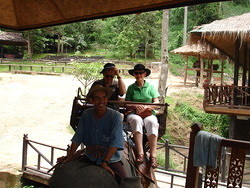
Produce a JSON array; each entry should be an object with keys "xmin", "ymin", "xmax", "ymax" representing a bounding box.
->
[
  {"xmin": 101, "ymin": 162, "xmax": 115, "ymax": 176},
  {"xmin": 135, "ymin": 105, "xmax": 153, "ymax": 118},
  {"xmin": 135, "ymin": 105, "xmax": 145, "ymax": 114}
]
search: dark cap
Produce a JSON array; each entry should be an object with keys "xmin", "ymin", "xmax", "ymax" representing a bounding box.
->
[
  {"xmin": 100, "ymin": 63, "xmax": 116, "ymax": 73},
  {"xmin": 128, "ymin": 64, "xmax": 151, "ymax": 76}
]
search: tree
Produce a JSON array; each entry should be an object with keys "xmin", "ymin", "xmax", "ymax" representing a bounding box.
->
[
  {"xmin": 190, "ymin": 3, "xmax": 221, "ymax": 26},
  {"xmin": 114, "ymin": 12, "xmax": 161, "ymax": 59},
  {"xmin": 73, "ymin": 62, "xmax": 102, "ymax": 95},
  {"xmin": 158, "ymin": 10, "xmax": 169, "ymax": 99}
]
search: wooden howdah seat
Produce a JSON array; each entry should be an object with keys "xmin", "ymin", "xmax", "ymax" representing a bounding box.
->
[
  {"xmin": 186, "ymin": 123, "xmax": 250, "ymax": 188},
  {"xmin": 70, "ymin": 87, "xmax": 168, "ymax": 139}
]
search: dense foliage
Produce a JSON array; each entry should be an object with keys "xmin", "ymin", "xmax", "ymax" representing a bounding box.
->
[{"xmin": 15, "ymin": 1, "xmax": 249, "ymax": 60}]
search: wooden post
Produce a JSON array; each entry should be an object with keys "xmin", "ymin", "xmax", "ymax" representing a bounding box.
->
[
  {"xmin": 199, "ymin": 59, "xmax": 204, "ymax": 87},
  {"xmin": 248, "ymin": 46, "xmax": 250, "ymax": 87},
  {"xmin": 210, "ymin": 60, "xmax": 213, "ymax": 84},
  {"xmin": 234, "ymin": 37, "xmax": 240, "ymax": 105},
  {"xmin": 185, "ymin": 123, "xmax": 203, "ymax": 188},
  {"xmin": 22, "ymin": 134, "xmax": 28, "ymax": 171},
  {"xmin": 221, "ymin": 147, "xmax": 226, "ymax": 182},
  {"xmin": 165, "ymin": 140, "xmax": 170, "ymax": 170},
  {"xmin": 242, "ymin": 42, "xmax": 247, "ymax": 86},
  {"xmin": 184, "ymin": 55, "xmax": 188, "ymax": 86},
  {"xmin": 221, "ymin": 60, "xmax": 224, "ymax": 85}
]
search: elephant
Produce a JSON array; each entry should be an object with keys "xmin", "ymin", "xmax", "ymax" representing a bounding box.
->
[{"xmin": 49, "ymin": 143, "xmax": 156, "ymax": 188}]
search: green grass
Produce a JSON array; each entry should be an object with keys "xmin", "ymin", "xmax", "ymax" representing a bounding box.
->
[
  {"xmin": 0, "ymin": 61, "xmax": 76, "ymax": 74},
  {"xmin": 157, "ymin": 148, "xmax": 178, "ymax": 170}
]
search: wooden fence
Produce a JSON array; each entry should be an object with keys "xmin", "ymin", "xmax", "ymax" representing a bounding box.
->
[
  {"xmin": 204, "ymin": 84, "xmax": 250, "ymax": 109},
  {"xmin": 0, "ymin": 63, "xmax": 76, "ymax": 73}
]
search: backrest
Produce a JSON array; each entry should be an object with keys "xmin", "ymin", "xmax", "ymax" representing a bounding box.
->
[
  {"xmin": 69, "ymin": 88, "xmax": 168, "ymax": 139},
  {"xmin": 185, "ymin": 123, "xmax": 250, "ymax": 188}
]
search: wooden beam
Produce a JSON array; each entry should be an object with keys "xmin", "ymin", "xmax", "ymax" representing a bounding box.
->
[
  {"xmin": 199, "ymin": 59, "xmax": 204, "ymax": 87},
  {"xmin": 221, "ymin": 60, "xmax": 224, "ymax": 85},
  {"xmin": 23, "ymin": 171, "xmax": 50, "ymax": 185},
  {"xmin": 185, "ymin": 123, "xmax": 203, "ymax": 188},
  {"xmin": 184, "ymin": 55, "xmax": 188, "ymax": 86},
  {"xmin": 242, "ymin": 42, "xmax": 247, "ymax": 86},
  {"xmin": 248, "ymin": 44, "xmax": 250, "ymax": 87},
  {"xmin": 204, "ymin": 106, "xmax": 250, "ymax": 116},
  {"xmin": 234, "ymin": 37, "xmax": 240, "ymax": 105}
]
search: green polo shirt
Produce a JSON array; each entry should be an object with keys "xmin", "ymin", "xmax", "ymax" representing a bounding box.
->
[{"xmin": 125, "ymin": 81, "xmax": 160, "ymax": 102}]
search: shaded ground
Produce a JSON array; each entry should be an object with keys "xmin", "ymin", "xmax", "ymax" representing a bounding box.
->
[{"xmin": 0, "ymin": 72, "xmax": 202, "ymax": 180}]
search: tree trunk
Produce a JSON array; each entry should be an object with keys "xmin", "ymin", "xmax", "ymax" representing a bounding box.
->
[
  {"xmin": 183, "ymin": 6, "xmax": 188, "ymax": 45},
  {"xmin": 27, "ymin": 31, "xmax": 32, "ymax": 58},
  {"xmin": 57, "ymin": 35, "xmax": 61, "ymax": 53},
  {"xmin": 61, "ymin": 41, "xmax": 64, "ymax": 53},
  {"xmin": 158, "ymin": 9, "xmax": 169, "ymax": 99}
]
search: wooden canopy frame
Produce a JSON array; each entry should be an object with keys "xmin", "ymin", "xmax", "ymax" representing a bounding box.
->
[{"xmin": 0, "ymin": 0, "xmax": 228, "ymax": 31}]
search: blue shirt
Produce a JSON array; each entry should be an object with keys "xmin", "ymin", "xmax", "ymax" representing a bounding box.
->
[{"xmin": 71, "ymin": 107, "xmax": 124, "ymax": 165}]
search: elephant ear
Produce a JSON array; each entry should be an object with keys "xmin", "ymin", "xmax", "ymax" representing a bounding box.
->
[{"xmin": 49, "ymin": 161, "xmax": 119, "ymax": 188}]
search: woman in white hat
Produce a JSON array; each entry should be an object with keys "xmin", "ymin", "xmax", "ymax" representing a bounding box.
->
[{"xmin": 125, "ymin": 64, "xmax": 160, "ymax": 168}]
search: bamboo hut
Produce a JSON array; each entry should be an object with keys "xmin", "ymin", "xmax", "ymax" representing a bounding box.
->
[
  {"xmin": 190, "ymin": 13, "xmax": 250, "ymax": 86},
  {"xmin": 0, "ymin": 31, "xmax": 27, "ymax": 58},
  {"xmin": 189, "ymin": 13, "xmax": 250, "ymax": 140},
  {"xmin": 171, "ymin": 41, "xmax": 229, "ymax": 87}
]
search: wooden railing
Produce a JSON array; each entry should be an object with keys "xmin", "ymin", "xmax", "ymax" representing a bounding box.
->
[
  {"xmin": 22, "ymin": 134, "xmax": 68, "ymax": 178},
  {"xmin": 203, "ymin": 84, "xmax": 250, "ymax": 109},
  {"xmin": 0, "ymin": 64, "xmax": 76, "ymax": 73},
  {"xmin": 186, "ymin": 123, "xmax": 250, "ymax": 188}
]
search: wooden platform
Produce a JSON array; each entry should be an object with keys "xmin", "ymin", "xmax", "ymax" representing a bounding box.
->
[
  {"xmin": 23, "ymin": 170, "xmax": 51, "ymax": 186},
  {"xmin": 204, "ymin": 106, "xmax": 250, "ymax": 116}
]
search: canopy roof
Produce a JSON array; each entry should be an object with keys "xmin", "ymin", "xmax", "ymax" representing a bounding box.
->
[
  {"xmin": 170, "ymin": 42, "xmax": 228, "ymax": 60},
  {"xmin": 0, "ymin": 0, "xmax": 227, "ymax": 31},
  {"xmin": 190, "ymin": 13, "xmax": 250, "ymax": 61},
  {"xmin": 0, "ymin": 31, "xmax": 27, "ymax": 46}
]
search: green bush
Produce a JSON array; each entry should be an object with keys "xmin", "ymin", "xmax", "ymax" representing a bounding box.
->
[{"xmin": 174, "ymin": 102, "xmax": 229, "ymax": 137}]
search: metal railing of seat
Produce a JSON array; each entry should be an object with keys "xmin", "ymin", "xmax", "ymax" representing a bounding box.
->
[
  {"xmin": 157, "ymin": 138, "xmax": 250, "ymax": 187},
  {"xmin": 157, "ymin": 140, "xmax": 189, "ymax": 173},
  {"xmin": 22, "ymin": 134, "xmax": 68, "ymax": 176},
  {"xmin": 22, "ymin": 132, "xmax": 249, "ymax": 187},
  {"xmin": 204, "ymin": 84, "xmax": 250, "ymax": 109}
]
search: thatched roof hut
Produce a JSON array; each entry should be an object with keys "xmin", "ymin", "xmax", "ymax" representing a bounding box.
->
[
  {"xmin": 0, "ymin": 31, "xmax": 27, "ymax": 46},
  {"xmin": 170, "ymin": 42, "xmax": 228, "ymax": 60},
  {"xmin": 171, "ymin": 36, "xmax": 229, "ymax": 87},
  {"xmin": 190, "ymin": 12, "xmax": 250, "ymax": 87},
  {"xmin": 190, "ymin": 13, "xmax": 250, "ymax": 64}
]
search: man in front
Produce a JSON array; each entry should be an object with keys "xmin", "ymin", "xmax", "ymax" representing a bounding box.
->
[{"xmin": 65, "ymin": 84, "xmax": 126, "ymax": 181}]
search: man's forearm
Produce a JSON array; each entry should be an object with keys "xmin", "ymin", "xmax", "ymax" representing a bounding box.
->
[
  {"xmin": 117, "ymin": 76, "xmax": 126, "ymax": 96},
  {"xmin": 104, "ymin": 147, "xmax": 118, "ymax": 162},
  {"xmin": 67, "ymin": 142, "xmax": 79, "ymax": 160}
]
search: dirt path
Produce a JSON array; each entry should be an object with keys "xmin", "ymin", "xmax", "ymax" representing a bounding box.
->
[
  {"xmin": 0, "ymin": 72, "xmax": 201, "ymax": 175},
  {"xmin": 0, "ymin": 73, "xmax": 83, "ymax": 174}
]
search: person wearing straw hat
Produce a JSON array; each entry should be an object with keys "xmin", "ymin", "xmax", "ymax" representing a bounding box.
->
[
  {"xmin": 125, "ymin": 64, "xmax": 160, "ymax": 168},
  {"xmin": 64, "ymin": 84, "xmax": 126, "ymax": 181},
  {"xmin": 91, "ymin": 63, "xmax": 126, "ymax": 110}
]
